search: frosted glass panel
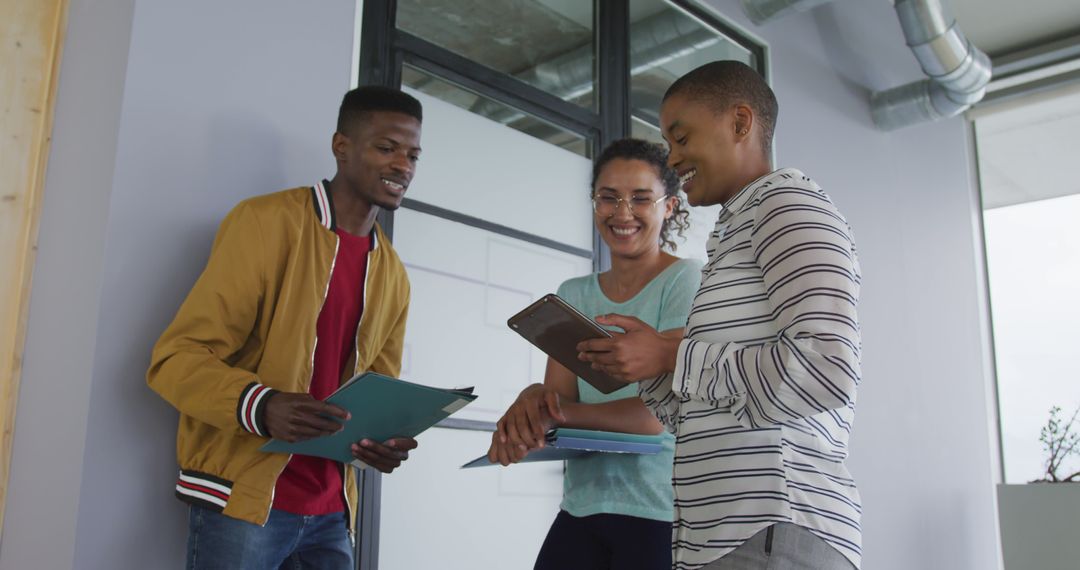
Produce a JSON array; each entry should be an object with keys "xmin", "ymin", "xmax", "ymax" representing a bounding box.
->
[
  {"xmin": 628, "ymin": 0, "xmax": 756, "ymax": 131},
  {"xmin": 381, "ymin": 209, "xmax": 587, "ymax": 569},
  {"xmin": 398, "ymin": 0, "xmax": 596, "ymax": 110},
  {"xmin": 392, "ymin": 208, "xmax": 592, "ymax": 422},
  {"xmin": 404, "ymin": 86, "xmax": 594, "ymax": 251},
  {"xmin": 404, "ymin": 65, "xmax": 590, "ymax": 157},
  {"xmin": 672, "ymin": 203, "xmax": 722, "ymax": 264},
  {"xmin": 379, "ymin": 429, "xmax": 563, "ymax": 569}
]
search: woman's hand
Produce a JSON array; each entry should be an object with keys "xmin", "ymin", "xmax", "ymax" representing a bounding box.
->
[
  {"xmin": 576, "ymin": 315, "xmax": 681, "ymax": 382},
  {"xmin": 486, "ymin": 430, "xmax": 530, "ymax": 466},
  {"xmin": 486, "ymin": 383, "xmax": 566, "ymax": 465}
]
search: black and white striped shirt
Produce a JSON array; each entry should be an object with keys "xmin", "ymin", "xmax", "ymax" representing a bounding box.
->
[{"xmin": 640, "ymin": 168, "xmax": 862, "ymax": 569}]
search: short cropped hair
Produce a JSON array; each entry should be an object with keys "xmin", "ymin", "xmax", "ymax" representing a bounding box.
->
[
  {"xmin": 663, "ymin": 60, "xmax": 778, "ymax": 156},
  {"xmin": 337, "ymin": 86, "xmax": 423, "ymax": 136}
]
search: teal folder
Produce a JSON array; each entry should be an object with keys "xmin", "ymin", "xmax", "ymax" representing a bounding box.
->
[
  {"xmin": 461, "ymin": 428, "xmax": 665, "ymax": 468},
  {"xmin": 261, "ymin": 372, "xmax": 477, "ymax": 465}
]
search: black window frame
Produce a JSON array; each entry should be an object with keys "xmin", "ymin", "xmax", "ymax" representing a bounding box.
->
[{"xmin": 354, "ymin": 2, "xmax": 765, "ymax": 567}]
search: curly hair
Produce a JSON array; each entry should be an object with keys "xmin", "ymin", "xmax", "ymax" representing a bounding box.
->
[{"xmin": 591, "ymin": 138, "xmax": 690, "ymax": 252}]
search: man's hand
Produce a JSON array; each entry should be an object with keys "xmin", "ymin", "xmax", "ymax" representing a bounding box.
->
[
  {"xmin": 351, "ymin": 437, "xmax": 418, "ymax": 473},
  {"xmin": 577, "ymin": 314, "xmax": 680, "ymax": 382},
  {"xmin": 263, "ymin": 392, "xmax": 350, "ymax": 443}
]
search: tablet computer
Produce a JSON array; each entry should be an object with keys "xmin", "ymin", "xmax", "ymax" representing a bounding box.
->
[{"xmin": 507, "ymin": 294, "xmax": 625, "ymax": 394}]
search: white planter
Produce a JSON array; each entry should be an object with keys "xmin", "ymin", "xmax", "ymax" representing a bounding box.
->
[{"xmin": 997, "ymin": 483, "xmax": 1080, "ymax": 570}]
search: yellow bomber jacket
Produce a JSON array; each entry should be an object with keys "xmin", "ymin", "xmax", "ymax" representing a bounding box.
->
[{"xmin": 147, "ymin": 183, "xmax": 409, "ymax": 528}]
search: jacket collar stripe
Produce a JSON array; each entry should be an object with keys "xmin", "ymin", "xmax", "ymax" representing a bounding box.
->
[
  {"xmin": 314, "ymin": 182, "xmax": 382, "ymax": 251},
  {"xmin": 313, "ymin": 182, "xmax": 333, "ymax": 230}
]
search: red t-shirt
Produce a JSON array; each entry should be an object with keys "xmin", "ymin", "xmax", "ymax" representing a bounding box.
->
[{"xmin": 272, "ymin": 229, "xmax": 370, "ymax": 515}]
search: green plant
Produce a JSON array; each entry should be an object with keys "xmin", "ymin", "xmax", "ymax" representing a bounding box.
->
[{"xmin": 1034, "ymin": 405, "xmax": 1080, "ymax": 483}]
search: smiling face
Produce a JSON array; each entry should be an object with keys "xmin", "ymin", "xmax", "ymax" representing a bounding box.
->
[
  {"xmin": 592, "ymin": 158, "xmax": 675, "ymax": 260},
  {"xmin": 660, "ymin": 92, "xmax": 746, "ymax": 208},
  {"xmin": 333, "ymin": 110, "xmax": 422, "ymax": 211}
]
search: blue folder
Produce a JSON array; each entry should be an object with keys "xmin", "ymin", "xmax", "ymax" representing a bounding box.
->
[
  {"xmin": 461, "ymin": 428, "xmax": 665, "ymax": 468},
  {"xmin": 261, "ymin": 372, "xmax": 476, "ymax": 466}
]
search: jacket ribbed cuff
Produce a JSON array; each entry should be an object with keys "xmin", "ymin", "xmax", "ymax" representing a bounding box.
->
[{"xmin": 237, "ymin": 382, "xmax": 278, "ymax": 437}]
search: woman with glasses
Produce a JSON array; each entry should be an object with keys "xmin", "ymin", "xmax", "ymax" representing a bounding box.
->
[{"xmin": 487, "ymin": 138, "xmax": 702, "ymax": 570}]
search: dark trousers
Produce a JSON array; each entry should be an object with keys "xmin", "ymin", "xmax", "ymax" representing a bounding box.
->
[{"xmin": 534, "ymin": 510, "xmax": 672, "ymax": 570}]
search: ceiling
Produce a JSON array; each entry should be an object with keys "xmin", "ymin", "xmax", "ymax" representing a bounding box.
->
[
  {"xmin": 953, "ymin": 0, "xmax": 1080, "ymax": 210},
  {"xmin": 953, "ymin": 0, "xmax": 1080, "ymax": 57},
  {"xmin": 974, "ymin": 83, "xmax": 1080, "ymax": 209}
]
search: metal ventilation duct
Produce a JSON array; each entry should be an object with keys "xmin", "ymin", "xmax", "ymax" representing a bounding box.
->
[
  {"xmin": 742, "ymin": 0, "xmax": 992, "ymax": 130},
  {"xmin": 741, "ymin": 0, "xmax": 835, "ymax": 25},
  {"xmin": 472, "ymin": 0, "xmax": 992, "ymax": 132},
  {"xmin": 870, "ymin": 0, "xmax": 992, "ymax": 130}
]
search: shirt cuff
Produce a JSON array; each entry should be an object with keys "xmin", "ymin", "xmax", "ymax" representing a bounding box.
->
[
  {"xmin": 672, "ymin": 338, "xmax": 741, "ymax": 406},
  {"xmin": 672, "ymin": 338, "xmax": 700, "ymax": 398}
]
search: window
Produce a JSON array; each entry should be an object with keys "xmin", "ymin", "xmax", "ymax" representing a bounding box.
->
[
  {"xmin": 398, "ymin": 0, "xmax": 597, "ymax": 110},
  {"xmin": 627, "ymin": 0, "xmax": 763, "ymax": 262},
  {"xmin": 403, "ymin": 64, "xmax": 592, "ymax": 157},
  {"xmin": 975, "ymin": 87, "xmax": 1080, "ymax": 484},
  {"xmin": 354, "ymin": 2, "xmax": 767, "ymax": 568}
]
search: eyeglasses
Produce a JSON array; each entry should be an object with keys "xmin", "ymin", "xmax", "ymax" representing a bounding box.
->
[{"xmin": 592, "ymin": 193, "xmax": 669, "ymax": 217}]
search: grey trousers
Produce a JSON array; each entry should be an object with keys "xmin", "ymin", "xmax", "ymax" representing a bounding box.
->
[{"xmin": 701, "ymin": 523, "xmax": 856, "ymax": 570}]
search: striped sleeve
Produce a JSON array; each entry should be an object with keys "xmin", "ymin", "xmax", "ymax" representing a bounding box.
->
[
  {"xmin": 672, "ymin": 186, "xmax": 861, "ymax": 428},
  {"xmin": 637, "ymin": 372, "xmax": 680, "ymax": 432}
]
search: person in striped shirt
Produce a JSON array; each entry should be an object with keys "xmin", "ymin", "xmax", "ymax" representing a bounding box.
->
[{"xmin": 577, "ymin": 60, "xmax": 863, "ymax": 569}]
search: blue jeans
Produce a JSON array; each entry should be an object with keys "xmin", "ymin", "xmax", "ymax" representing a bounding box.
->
[{"xmin": 186, "ymin": 505, "xmax": 353, "ymax": 570}]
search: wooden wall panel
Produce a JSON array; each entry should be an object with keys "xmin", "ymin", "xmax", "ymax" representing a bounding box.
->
[{"xmin": 0, "ymin": 0, "xmax": 69, "ymax": 537}]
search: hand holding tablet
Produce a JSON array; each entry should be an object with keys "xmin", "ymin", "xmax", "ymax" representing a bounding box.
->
[{"xmin": 507, "ymin": 294, "xmax": 626, "ymax": 394}]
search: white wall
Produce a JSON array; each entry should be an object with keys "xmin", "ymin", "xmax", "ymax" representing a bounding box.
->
[
  {"xmin": 2, "ymin": 0, "xmax": 1002, "ymax": 568},
  {"xmin": 0, "ymin": 0, "xmax": 135, "ymax": 568},
  {"xmin": 1, "ymin": 0, "xmax": 356, "ymax": 568}
]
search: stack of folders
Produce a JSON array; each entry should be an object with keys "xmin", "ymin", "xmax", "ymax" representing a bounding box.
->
[
  {"xmin": 461, "ymin": 428, "xmax": 665, "ymax": 468},
  {"xmin": 261, "ymin": 372, "xmax": 476, "ymax": 468}
]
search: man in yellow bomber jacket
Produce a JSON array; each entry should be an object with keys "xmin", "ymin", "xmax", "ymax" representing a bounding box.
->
[{"xmin": 148, "ymin": 86, "xmax": 422, "ymax": 569}]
